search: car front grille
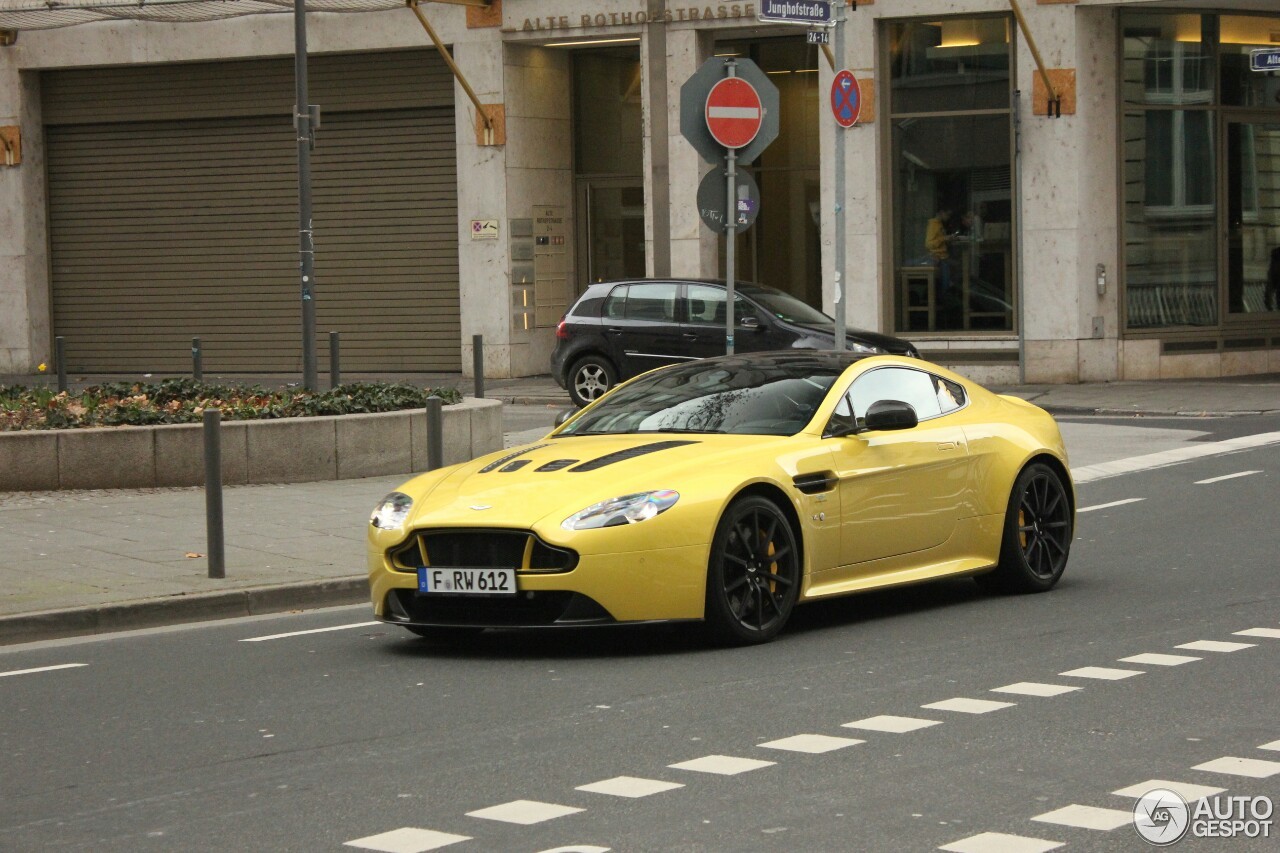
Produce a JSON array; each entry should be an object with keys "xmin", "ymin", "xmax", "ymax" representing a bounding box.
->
[{"xmin": 390, "ymin": 530, "xmax": 578, "ymax": 574}]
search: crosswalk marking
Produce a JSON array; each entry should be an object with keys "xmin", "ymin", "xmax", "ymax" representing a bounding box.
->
[
  {"xmin": 344, "ymin": 827, "xmax": 470, "ymax": 852},
  {"xmin": 668, "ymin": 755, "xmax": 775, "ymax": 775},
  {"xmin": 1176, "ymin": 640, "xmax": 1254, "ymax": 653},
  {"xmin": 1191, "ymin": 756, "xmax": 1280, "ymax": 779},
  {"xmin": 575, "ymin": 777, "xmax": 683, "ymax": 798},
  {"xmin": 758, "ymin": 734, "xmax": 864, "ymax": 754},
  {"xmin": 1031, "ymin": 804, "xmax": 1133, "ymax": 831},
  {"xmin": 842, "ymin": 714, "xmax": 942, "ymax": 733},
  {"xmin": 991, "ymin": 682, "xmax": 1080, "ymax": 698},
  {"xmin": 1060, "ymin": 666, "xmax": 1143, "ymax": 680},
  {"xmin": 1113, "ymin": 779, "xmax": 1225, "ymax": 802},
  {"xmin": 1118, "ymin": 653, "xmax": 1200, "ymax": 666},
  {"xmin": 938, "ymin": 831, "xmax": 1063, "ymax": 852},
  {"xmin": 465, "ymin": 800, "xmax": 583, "ymax": 825},
  {"xmin": 1234, "ymin": 627, "xmax": 1280, "ymax": 639},
  {"xmin": 922, "ymin": 697, "xmax": 1016, "ymax": 714}
]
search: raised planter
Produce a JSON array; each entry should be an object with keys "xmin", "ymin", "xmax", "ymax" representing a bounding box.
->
[{"xmin": 0, "ymin": 398, "xmax": 503, "ymax": 491}]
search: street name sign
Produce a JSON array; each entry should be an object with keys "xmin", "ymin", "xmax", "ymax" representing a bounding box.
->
[
  {"xmin": 1251, "ymin": 48, "xmax": 1280, "ymax": 72},
  {"xmin": 758, "ymin": 0, "xmax": 833, "ymax": 27},
  {"xmin": 705, "ymin": 77, "xmax": 763, "ymax": 150}
]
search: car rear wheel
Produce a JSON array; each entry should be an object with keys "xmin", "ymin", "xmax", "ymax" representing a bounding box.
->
[
  {"xmin": 704, "ymin": 496, "xmax": 801, "ymax": 645},
  {"xmin": 975, "ymin": 462, "xmax": 1072, "ymax": 593},
  {"xmin": 567, "ymin": 355, "xmax": 617, "ymax": 408}
]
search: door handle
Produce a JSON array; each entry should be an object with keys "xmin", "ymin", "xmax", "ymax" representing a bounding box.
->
[
  {"xmin": 937, "ymin": 441, "xmax": 959, "ymax": 451},
  {"xmin": 606, "ymin": 327, "xmax": 623, "ymax": 335},
  {"xmin": 682, "ymin": 332, "xmax": 698, "ymax": 340}
]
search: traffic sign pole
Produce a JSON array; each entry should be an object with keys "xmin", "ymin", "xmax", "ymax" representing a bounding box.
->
[
  {"xmin": 724, "ymin": 62, "xmax": 737, "ymax": 356},
  {"xmin": 833, "ymin": 4, "xmax": 846, "ymax": 350}
]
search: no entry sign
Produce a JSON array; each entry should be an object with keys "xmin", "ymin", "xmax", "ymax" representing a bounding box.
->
[
  {"xmin": 831, "ymin": 70, "xmax": 861, "ymax": 128},
  {"xmin": 705, "ymin": 77, "xmax": 763, "ymax": 150}
]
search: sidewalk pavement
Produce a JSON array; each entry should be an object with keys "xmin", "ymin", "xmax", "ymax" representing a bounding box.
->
[{"xmin": 1, "ymin": 371, "xmax": 1277, "ymax": 646}]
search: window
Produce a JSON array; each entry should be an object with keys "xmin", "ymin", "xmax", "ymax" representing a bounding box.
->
[
  {"xmin": 686, "ymin": 284, "xmax": 753, "ymax": 326},
  {"xmin": 623, "ymin": 283, "xmax": 677, "ymax": 323},
  {"xmin": 603, "ymin": 285, "xmax": 629, "ymax": 320},
  {"xmin": 842, "ymin": 367, "xmax": 945, "ymax": 424}
]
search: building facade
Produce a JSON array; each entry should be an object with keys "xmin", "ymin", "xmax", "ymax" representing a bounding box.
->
[{"xmin": 1, "ymin": 0, "xmax": 1278, "ymax": 382}]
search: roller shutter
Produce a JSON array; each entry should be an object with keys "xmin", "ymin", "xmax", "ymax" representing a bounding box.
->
[{"xmin": 42, "ymin": 50, "xmax": 460, "ymax": 373}]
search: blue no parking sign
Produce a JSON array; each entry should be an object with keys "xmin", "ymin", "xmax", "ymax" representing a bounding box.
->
[{"xmin": 831, "ymin": 69, "xmax": 861, "ymax": 128}]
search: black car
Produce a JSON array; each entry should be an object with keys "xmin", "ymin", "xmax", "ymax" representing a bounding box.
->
[{"xmin": 551, "ymin": 278, "xmax": 920, "ymax": 407}]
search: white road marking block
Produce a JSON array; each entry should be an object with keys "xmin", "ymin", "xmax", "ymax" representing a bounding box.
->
[
  {"xmin": 1077, "ymin": 498, "xmax": 1145, "ymax": 513},
  {"xmin": 1195, "ymin": 470, "xmax": 1261, "ymax": 484},
  {"xmin": 1118, "ymin": 653, "xmax": 1200, "ymax": 666},
  {"xmin": 1071, "ymin": 430, "xmax": 1280, "ymax": 484},
  {"xmin": 1060, "ymin": 666, "xmax": 1144, "ymax": 680},
  {"xmin": 1259, "ymin": 740, "xmax": 1280, "ymax": 752},
  {"xmin": 1113, "ymin": 779, "xmax": 1225, "ymax": 802},
  {"xmin": 991, "ymin": 682, "xmax": 1080, "ymax": 697},
  {"xmin": 1176, "ymin": 640, "xmax": 1255, "ymax": 653},
  {"xmin": 1191, "ymin": 756, "xmax": 1280, "ymax": 779},
  {"xmin": 536, "ymin": 847, "xmax": 610, "ymax": 853},
  {"xmin": 344, "ymin": 827, "xmax": 470, "ymax": 853},
  {"xmin": 1031, "ymin": 804, "xmax": 1134, "ymax": 831},
  {"xmin": 575, "ymin": 776, "xmax": 683, "ymax": 798},
  {"xmin": 466, "ymin": 800, "xmax": 584, "ymax": 825},
  {"xmin": 922, "ymin": 697, "xmax": 1016, "ymax": 714},
  {"xmin": 842, "ymin": 715, "xmax": 942, "ymax": 733},
  {"xmin": 938, "ymin": 831, "xmax": 1063, "ymax": 852},
  {"xmin": 240, "ymin": 621, "xmax": 380, "ymax": 642},
  {"xmin": 0, "ymin": 663, "xmax": 87, "ymax": 678},
  {"xmin": 668, "ymin": 754, "xmax": 775, "ymax": 775},
  {"xmin": 1234, "ymin": 627, "xmax": 1280, "ymax": 639},
  {"xmin": 758, "ymin": 734, "xmax": 864, "ymax": 754}
]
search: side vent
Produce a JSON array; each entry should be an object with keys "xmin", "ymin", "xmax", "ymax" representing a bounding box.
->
[{"xmin": 792, "ymin": 471, "xmax": 838, "ymax": 495}]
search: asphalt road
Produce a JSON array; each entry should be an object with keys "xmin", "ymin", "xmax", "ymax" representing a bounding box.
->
[{"xmin": 2, "ymin": 413, "xmax": 1278, "ymax": 852}]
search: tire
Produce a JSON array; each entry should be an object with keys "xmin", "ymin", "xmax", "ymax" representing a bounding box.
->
[
  {"xmin": 975, "ymin": 462, "xmax": 1072, "ymax": 594},
  {"xmin": 704, "ymin": 496, "xmax": 801, "ymax": 645},
  {"xmin": 404, "ymin": 626, "xmax": 484, "ymax": 642},
  {"xmin": 567, "ymin": 355, "xmax": 617, "ymax": 408}
]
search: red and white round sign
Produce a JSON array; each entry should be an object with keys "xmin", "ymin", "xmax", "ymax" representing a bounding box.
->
[{"xmin": 705, "ymin": 77, "xmax": 763, "ymax": 150}]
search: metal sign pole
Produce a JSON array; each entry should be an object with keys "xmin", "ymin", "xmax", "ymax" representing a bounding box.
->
[
  {"xmin": 833, "ymin": 4, "xmax": 847, "ymax": 350},
  {"xmin": 294, "ymin": 0, "xmax": 317, "ymax": 391},
  {"xmin": 724, "ymin": 60, "xmax": 737, "ymax": 356}
]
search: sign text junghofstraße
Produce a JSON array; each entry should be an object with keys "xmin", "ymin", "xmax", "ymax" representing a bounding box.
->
[{"xmin": 758, "ymin": 0, "xmax": 833, "ymax": 27}]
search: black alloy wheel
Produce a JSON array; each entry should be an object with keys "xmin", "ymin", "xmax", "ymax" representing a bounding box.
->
[
  {"xmin": 976, "ymin": 462, "xmax": 1072, "ymax": 593},
  {"xmin": 704, "ymin": 495, "xmax": 801, "ymax": 645},
  {"xmin": 568, "ymin": 355, "xmax": 617, "ymax": 408}
]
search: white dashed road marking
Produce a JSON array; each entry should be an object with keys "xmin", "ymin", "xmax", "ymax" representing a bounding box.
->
[
  {"xmin": 344, "ymin": 827, "xmax": 470, "ymax": 853},
  {"xmin": 1195, "ymin": 470, "xmax": 1262, "ymax": 484},
  {"xmin": 842, "ymin": 715, "xmax": 942, "ymax": 733},
  {"xmin": 668, "ymin": 755, "xmax": 775, "ymax": 775},
  {"xmin": 758, "ymin": 734, "xmax": 864, "ymax": 754},
  {"xmin": 1176, "ymin": 640, "xmax": 1255, "ymax": 653},
  {"xmin": 0, "ymin": 662, "xmax": 87, "ymax": 678},
  {"xmin": 1260, "ymin": 740, "xmax": 1280, "ymax": 752},
  {"xmin": 575, "ymin": 777, "xmax": 683, "ymax": 798},
  {"xmin": 1191, "ymin": 756, "xmax": 1280, "ymax": 779},
  {"xmin": 991, "ymin": 682, "xmax": 1080, "ymax": 697},
  {"xmin": 1118, "ymin": 653, "xmax": 1200, "ymax": 666},
  {"xmin": 536, "ymin": 847, "xmax": 610, "ymax": 853},
  {"xmin": 938, "ymin": 831, "xmax": 1063, "ymax": 852},
  {"xmin": 922, "ymin": 698, "xmax": 1016, "ymax": 714},
  {"xmin": 1076, "ymin": 498, "xmax": 1145, "ymax": 513},
  {"xmin": 1234, "ymin": 627, "xmax": 1280, "ymax": 639},
  {"xmin": 1060, "ymin": 666, "xmax": 1144, "ymax": 681},
  {"xmin": 466, "ymin": 800, "xmax": 584, "ymax": 825},
  {"xmin": 240, "ymin": 621, "xmax": 379, "ymax": 642},
  {"xmin": 1113, "ymin": 779, "xmax": 1225, "ymax": 802},
  {"xmin": 1031, "ymin": 804, "xmax": 1134, "ymax": 832}
]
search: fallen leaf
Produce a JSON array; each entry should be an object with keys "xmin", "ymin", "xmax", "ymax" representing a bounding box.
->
[{"xmin": 185, "ymin": 552, "xmax": 204, "ymax": 559}]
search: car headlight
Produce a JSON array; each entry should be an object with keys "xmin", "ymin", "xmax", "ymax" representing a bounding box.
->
[
  {"xmin": 847, "ymin": 341, "xmax": 886, "ymax": 354},
  {"xmin": 370, "ymin": 492, "xmax": 413, "ymax": 529},
  {"xmin": 562, "ymin": 490, "xmax": 680, "ymax": 531}
]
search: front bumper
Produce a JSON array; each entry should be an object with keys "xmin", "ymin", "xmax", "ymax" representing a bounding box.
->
[{"xmin": 369, "ymin": 539, "xmax": 710, "ymax": 627}]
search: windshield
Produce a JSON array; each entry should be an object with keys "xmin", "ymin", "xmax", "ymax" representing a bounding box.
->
[
  {"xmin": 739, "ymin": 283, "xmax": 834, "ymax": 328},
  {"xmin": 557, "ymin": 357, "xmax": 847, "ymax": 437}
]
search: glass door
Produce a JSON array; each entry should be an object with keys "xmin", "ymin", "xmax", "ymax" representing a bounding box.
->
[
  {"xmin": 1225, "ymin": 118, "xmax": 1280, "ymax": 317},
  {"xmin": 576, "ymin": 178, "xmax": 646, "ymax": 288}
]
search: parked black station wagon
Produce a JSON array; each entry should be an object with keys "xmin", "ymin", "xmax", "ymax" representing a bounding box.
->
[{"xmin": 551, "ymin": 278, "xmax": 920, "ymax": 407}]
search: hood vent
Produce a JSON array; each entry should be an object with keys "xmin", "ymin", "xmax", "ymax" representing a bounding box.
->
[
  {"xmin": 536, "ymin": 459, "xmax": 579, "ymax": 472},
  {"xmin": 570, "ymin": 440, "xmax": 699, "ymax": 472},
  {"xmin": 479, "ymin": 444, "xmax": 550, "ymax": 473},
  {"xmin": 500, "ymin": 459, "xmax": 532, "ymax": 472}
]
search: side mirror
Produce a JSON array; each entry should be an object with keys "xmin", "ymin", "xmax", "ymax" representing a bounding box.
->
[
  {"xmin": 554, "ymin": 407, "xmax": 577, "ymax": 427},
  {"xmin": 739, "ymin": 315, "xmax": 763, "ymax": 331},
  {"xmin": 863, "ymin": 399, "xmax": 918, "ymax": 432}
]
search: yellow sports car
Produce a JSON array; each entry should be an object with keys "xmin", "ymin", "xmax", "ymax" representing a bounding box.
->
[{"xmin": 368, "ymin": 352, "xmax": 1074, "ymax": 645}]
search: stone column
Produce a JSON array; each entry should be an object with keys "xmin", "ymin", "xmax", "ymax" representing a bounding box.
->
[
  {"xmin": 665, "ymin": 26, "xmax": 716, "ymax": 279},
  {"xmin": 0, "ymin": 57, "xmax": 49, "ymax": 376}
]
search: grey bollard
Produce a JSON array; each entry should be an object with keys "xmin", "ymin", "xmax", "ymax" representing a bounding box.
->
[
  {"xmin": 203, "ymin": 408, "xmax": 225, "ymax": 579},
  {"xmin": 426, "ymin": 395, "xmax": 444, "ymax": 471},
  {"xmin": 192, "ymin": 337, "xmax": 203, "ymax": 382},
  {"xmin": 472, "ymin": 333, "xmax": 485, "ymax": 399},
  {"xmin": 54, "ymin": 336, "xmax": 67, "ymax": 393}
]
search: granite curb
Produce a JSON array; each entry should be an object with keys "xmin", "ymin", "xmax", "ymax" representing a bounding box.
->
[{"xmin": 0, "ymin": 576, "xmax": 367, "ymax": 646}]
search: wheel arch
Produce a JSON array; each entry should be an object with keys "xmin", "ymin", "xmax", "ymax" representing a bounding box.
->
[
  {"xmin": 1023, "ymin": 452, "xmax": 1075, "ymax": 517},
  {"xmin": 726, "ymin": 481, "xmax": 806, "ymax": 576}
]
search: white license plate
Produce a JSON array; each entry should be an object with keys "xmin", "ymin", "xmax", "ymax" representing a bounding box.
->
[{"xmin": 417, "ymin": 567, "xmax": 516, "ymax": 596}]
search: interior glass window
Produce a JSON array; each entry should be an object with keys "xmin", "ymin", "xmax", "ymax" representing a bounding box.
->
[
  {"xmin": 933, "ymin": 375, "xmax": 967, "ymax": 413},
  {"xmin": 624, "ymin": 283, "xmax": 677, "ymax": 323},
  {"xmin": 603, "ymin": 285, "xmax": 629, "ymax": 320},
  {"xmin": 847, "ymin": 367, "xmax": 944, "ymax": 422},
  {"xmin": 686, "ymin": 284, "xmax": 753, "ymax": 326}
]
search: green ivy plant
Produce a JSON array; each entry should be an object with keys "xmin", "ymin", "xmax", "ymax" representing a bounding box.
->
[{"xmin": 0, "ymin": 381, "xmax": 463, "ymax": 431}]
